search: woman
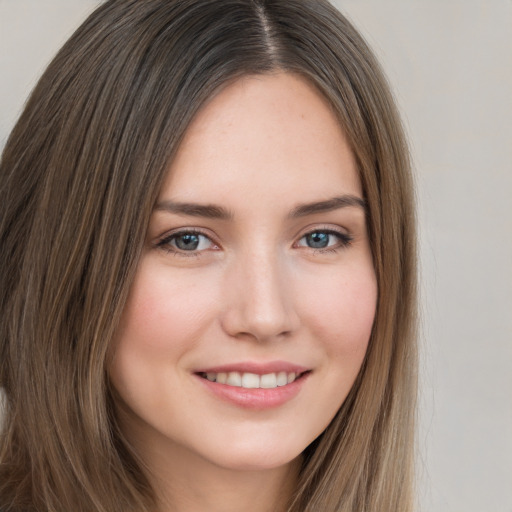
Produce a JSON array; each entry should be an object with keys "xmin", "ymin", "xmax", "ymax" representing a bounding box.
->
[{"xmin": 0, "ymin": 0, "xmax": 417, "ymax": 511}]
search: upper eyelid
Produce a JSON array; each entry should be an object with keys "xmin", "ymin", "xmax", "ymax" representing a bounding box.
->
[
  {"xmin": 156, "ymin": 227, "xmax": 217, "ymax": 244},
  {"xmin": 155, "ymin": 230, "xmax": 219, "ymax": 258},
  {"xmin": 296, "ymin": 223, "xmax": 351, "ymax": 238},
  {"xmin": 296, "ymin": 228, "xmax": 352, "ymax": 245}
]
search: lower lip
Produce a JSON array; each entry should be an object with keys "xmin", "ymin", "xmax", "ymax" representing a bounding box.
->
[{"xmin": 195, "ymin": 373, "xmax": 309, "ymax": 410}]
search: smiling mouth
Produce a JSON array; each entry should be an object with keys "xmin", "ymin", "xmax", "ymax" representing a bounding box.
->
[{"xmin": 197, "ymin": 371, "xmax": 309, "ymax": 389}]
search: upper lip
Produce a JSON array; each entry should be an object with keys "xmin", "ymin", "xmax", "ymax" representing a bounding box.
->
[{"xmin": 194, "ymin": 361, "xmax": 310, "ymax": 375}]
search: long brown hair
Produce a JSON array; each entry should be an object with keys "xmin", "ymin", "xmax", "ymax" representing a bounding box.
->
[{"xmin": 0, "ymin": 1, "xmax": 417, "ymax": 510}]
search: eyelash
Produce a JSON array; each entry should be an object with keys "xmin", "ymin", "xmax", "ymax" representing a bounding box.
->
[
  {"xmin": 295, "ymin": 228, "xmax": 353, "ymax": 253},
  {"xmin": 156, "ymin": 227, "xmax": 353, "ymax": 257},
  {"xmin": 156, "ymin": 229, "xmax": 216, "ymax": 257}
]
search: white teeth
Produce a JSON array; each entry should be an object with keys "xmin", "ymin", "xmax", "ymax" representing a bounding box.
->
[
  {"xmin": 260, "ymin": 373, "xmax": 277, "ymax": 388},
  {"xmin": 203, "ymin": 371, "xmax": 302, "ymax": 389},
  {"xmin": 241, "ymin": 372, "xmax": 260, "ymax": 388},
  {"xmin": 276, "ymin": 372, "xmax": 288, "ymax": 387},
  {"xmin": 226, "ymin": 372, "xmax": 242, "ymax": 386}
]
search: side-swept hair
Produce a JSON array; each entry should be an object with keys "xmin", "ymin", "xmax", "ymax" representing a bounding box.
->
[{"xmin": 0, "ymin": 1, "xmax": 417, "ymax": 510}]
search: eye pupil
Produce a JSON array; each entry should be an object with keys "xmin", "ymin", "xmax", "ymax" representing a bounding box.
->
[
  {"xmin": 175, "ymin": 234, "xmax": 200, "ymax": 250},
  {"xmin": 306, "ymin": 232, "xmax": 329, "ymax": 248}
]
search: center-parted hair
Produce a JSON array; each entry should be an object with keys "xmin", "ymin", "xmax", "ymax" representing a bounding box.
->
[{"xmin": 0, "ymin": 1, "xmax": 417, "ymax": 511}]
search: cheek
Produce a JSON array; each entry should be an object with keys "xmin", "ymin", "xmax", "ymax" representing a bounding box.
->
[
  {"xmin": 297, "ymin": 262, "xmax": 377, "ymax": 357},
  {"xmin": 109, "ymin": 259, "xmax": 222, "ymax": 416},
  {"xmin": 114, "ymin": 260, "xmax": 218, "ymax": 355}
]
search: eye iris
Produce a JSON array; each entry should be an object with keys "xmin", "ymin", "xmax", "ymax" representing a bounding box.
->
[
  {"xmin": 175, "ymin": 234, "xmax": 200, "ymax": 250},
  {"xmin": 307, "ymin": 232, "xmax": 330, "ymax": 248}
]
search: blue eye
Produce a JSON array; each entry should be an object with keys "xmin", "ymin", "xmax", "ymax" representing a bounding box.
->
[
  {"xmin": 297, "ymin": 230, "xmax": 351, "ymax": 250},
  {"xmin": 158, "ymin": 231, "xmax": 215, "ymax": 254},
  {"xmin": 173, "ymin": 233, "xmax": 200, "ymax": 251},
  {"xmin": 304, "ymin": 232, "xmax": 330, "ymax": 249}
]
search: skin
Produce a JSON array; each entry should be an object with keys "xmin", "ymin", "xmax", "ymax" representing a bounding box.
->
[{"xmin": 110, "ymin": 73, "xmax": 377, "ymax": 512}]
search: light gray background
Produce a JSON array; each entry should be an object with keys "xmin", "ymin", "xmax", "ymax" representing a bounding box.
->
[{"xmin": 1, "ymin": 1, "xmax": 511, "ymax": 511}]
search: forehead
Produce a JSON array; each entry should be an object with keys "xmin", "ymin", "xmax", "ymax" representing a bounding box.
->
[{"xmin": 160, "ymin": 73, "xmax": 361, "ymax": 207}]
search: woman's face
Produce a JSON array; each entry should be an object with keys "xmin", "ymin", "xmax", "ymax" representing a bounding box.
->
[{"xmin": 110, "ymin": 73, "xmax": 377, "ymax": 474}]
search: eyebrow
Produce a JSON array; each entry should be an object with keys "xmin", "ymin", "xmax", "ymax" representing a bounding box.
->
[
  {"xmin": 289, "ymin": 195, "xmax": 366, "ymax": 218},
  {"xmin": 154, "ymin": 200, "xmax": 233, "ymax": 220},
  {"xmin": 154, "ymin": 194, "xmax": 366, "ymax": 220}
]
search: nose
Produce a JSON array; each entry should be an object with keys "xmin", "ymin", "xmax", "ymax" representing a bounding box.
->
[{"xmin": 220, "ymin": 248, "xmax": 300, "ymax": 343}]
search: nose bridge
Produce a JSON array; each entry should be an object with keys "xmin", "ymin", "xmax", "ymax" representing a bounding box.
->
[{"xmin": 222, "ymin": 244, "xmax": 298, "ymax": 341}]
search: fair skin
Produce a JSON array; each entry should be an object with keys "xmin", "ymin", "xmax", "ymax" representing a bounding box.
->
[{"xmin": 110, "ymin": 73, "xmax": 377, "ymax": 512}]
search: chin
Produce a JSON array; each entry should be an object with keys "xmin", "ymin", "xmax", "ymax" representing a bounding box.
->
[{"xmin": 202, "ymin": 439, "xmax": 305, "ymax": 472}]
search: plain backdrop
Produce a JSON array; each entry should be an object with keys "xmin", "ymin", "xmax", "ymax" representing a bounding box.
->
[{"xmin": 1, "ymin": 1, "xmax": 511, "ymax": 511}]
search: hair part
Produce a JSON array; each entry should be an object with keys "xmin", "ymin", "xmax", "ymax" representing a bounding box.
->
[{"xmin": 0, "ymin": 1, "xmax": 417, "ymax": 511}]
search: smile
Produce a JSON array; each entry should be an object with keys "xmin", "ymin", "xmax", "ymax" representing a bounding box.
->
[{"xmin": 198, "ymin": 371, "xmax": 305, "ymax": 389}]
